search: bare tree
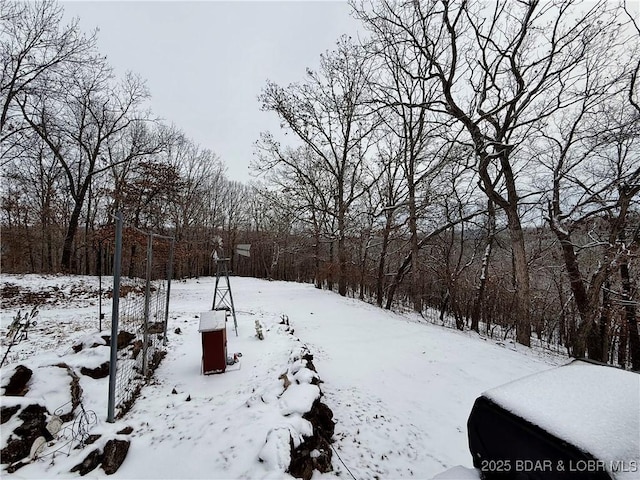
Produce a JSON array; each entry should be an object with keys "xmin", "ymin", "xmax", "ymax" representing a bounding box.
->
[
  {"xmin": 254, "ymin": 138, "xmax": 336, "ymax": 288},
  {"xmin": 258, "ymin": 37, "xmax": 380, "ymax": 296},
  {"xmin": 470, "ymin": 198, "xmax": 497, "ymax": 332},
  {"xmin": 368, "ymin": 132, "xmax": 406, "ymax": 306},
  {"xmin": 367, "ymin": 26, "xmax": 458, "ymax": 311},
  {"xmin": 544, "ymin": 94, "xmax": 640, "ymax": 362},
  {"xmin": 16, "ymin": 51, "xmax": 157, "ymax": 271},
  {"xmin": 624, "ymin": 1, "xmax": 640, "ymax": 115},
  {"xmin": 163, "ymin": 133, "xmax": 224, "ymax": 234},
  {"xmin": 0, "ymin": 0, "xmax": 96, "ymax": 139},
  {"xmin": 354, "ymin": 0, "xmax": 629, "ymax": 346}
]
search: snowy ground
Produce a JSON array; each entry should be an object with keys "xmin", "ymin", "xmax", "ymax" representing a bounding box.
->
[{"xmin": 1, "ymin": 274, "xmax": 567, "ymax": 479}]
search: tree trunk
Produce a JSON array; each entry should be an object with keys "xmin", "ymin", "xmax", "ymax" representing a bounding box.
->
[
  {"xmin": 338, "ymin": 233, "xmax": 347, "ymax": 296},
  {"xmin": 358, "ymin": 236, "xmax": 368, "ymax": 301},
  {"xmin": 338, "ymin": 203, "xmax": 347, "ymax": 297},
  {"xmin": 376, "ymin": 216, "xmax": 392, "ymax": 307},
  {"xmin": 128, "ymin": 244, "xmax": 137, "ymax": 278},
  {"xmin": 439, "ymin": 289, "xmax": 450, "ymax": 323},
  {"xmin": 385, "ymin": 253, "xmax": 412, "ymax": 310},
  {"xmin": 61, "ymin": 201, "xmax": 84, "ymax": 272},
  {"xmin": 61, "ymin": 176, "xmax": 94, "ymax": 272},
  {"xmin": 313, "ymin": 230, "xmax": 321, "ymax": 289},
  {"xmin": 505, "ymin": 207, "xmax": 531, "ymax": 346},
  {"xmin": 620, "ymin": 250, "xmax": 640, "ymax": 370},
  {"xmin": 327, "ymin": 241, "xmax": 334, "ymax": 291},
  {"xmin": 408, "ymin": 181, "xmax": 421, "ymax": 312},
  {"xmin": 471, "ymin": 200, "xmax": 496, "ymax": 332},
  {"xmin": 587, "ymin": 283, "xmax": 610, "ymax": 363}
]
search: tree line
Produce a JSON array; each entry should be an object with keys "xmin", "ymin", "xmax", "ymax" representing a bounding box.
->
[{"xmin": 1, "ymin": 0, "xmax": 639, "ymax": 369}]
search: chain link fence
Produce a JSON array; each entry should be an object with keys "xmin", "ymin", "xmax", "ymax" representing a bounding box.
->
[{"xmin": 107, "ymin": 212, "xmax": 174, "ymax": 421}]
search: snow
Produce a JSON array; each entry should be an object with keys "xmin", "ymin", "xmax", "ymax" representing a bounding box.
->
[
  {"xmin": 198, "ymin": 310, "xmax": 227, "ymax": 332},
  {"xmin": 432, "ymin": 466, "xmax": 482, "ymax": 479},
  {"xmin": 0, "ymin": 274, "xmax": 587, "ymax": 479},
  {"xmin": 278, "ymin": 383, "xmax": 320, "ymax": 416},
  {"xmin": 17, "ymin": 365, "xmax": 72, "ymax": 414},
  {"xmin": 484, "ymin": 361, "xmax": 640, "ymax": 480},
  {"xmin": 259, "ymin": 427, "xmax": 295, "ymax": 472}
]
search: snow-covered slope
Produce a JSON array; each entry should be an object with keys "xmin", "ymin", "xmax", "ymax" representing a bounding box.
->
[{"xmin": 1, "ymin": 275, "xmax": 565, "ymax": 479}]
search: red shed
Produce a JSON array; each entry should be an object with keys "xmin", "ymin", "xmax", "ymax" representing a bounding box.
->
[{"xmin": 198, "ymin": 311, "xmax": 227, "ymax": 374}]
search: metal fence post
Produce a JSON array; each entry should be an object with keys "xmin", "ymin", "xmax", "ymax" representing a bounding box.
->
[
  {"xmin": 163, "ymin": 238, "xmax": 175, "ymax": 346},
  {"xmin": 107, "ymin": 211, "xmax": 123, "ymax": 423},
  {"xmin": 142, "ymin": 233, "xmax": 153, "ymax": 377}
]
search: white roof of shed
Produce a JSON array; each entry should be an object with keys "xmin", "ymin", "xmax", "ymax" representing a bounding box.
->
[{"xmin": 198, "ymin": 310, "xmax": 227, "ymax": 332}]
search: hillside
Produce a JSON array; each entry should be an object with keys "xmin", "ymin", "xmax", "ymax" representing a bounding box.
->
[{"xmin": 1, "ymin": 275, "xmax": 564, "ymax": 479}]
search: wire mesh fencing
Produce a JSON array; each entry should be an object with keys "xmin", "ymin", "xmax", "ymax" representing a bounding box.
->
[{"xmin": 107, "ymin": 212, "xmax": 174, "ymax": 421}]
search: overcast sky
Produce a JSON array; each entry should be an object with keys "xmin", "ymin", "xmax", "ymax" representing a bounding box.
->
[{"xmin": 61, "ymin": 1, "xmax": 362, "ymax": 182}]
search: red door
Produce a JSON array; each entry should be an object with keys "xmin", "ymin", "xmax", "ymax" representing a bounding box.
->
[{"xmin": 201, "ymin": 328, "xmax": 226, "ymax": 374}]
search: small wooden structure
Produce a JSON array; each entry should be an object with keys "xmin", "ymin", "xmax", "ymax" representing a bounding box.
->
[{"xmin": 198, "ymin": 310, "xmax": 227, "ymax": 374}]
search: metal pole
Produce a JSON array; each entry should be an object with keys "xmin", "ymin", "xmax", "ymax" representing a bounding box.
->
[
  {"xmin": 163, "ymin": 238, "xmax": 175, "ymax": 346},
  {"xmin": 224, "ymin": 260, "xmax": 239, "ymax": 336},
  {"xmin": 142, "ymin": 233, "xmax": 153, "ymax": 377},
  {"xmin": 107, "ymin": 211, "xmax": 123, "ymax": 423},
  {"xmin": 98, "ymin": 241, "xmax": 102, "ymax": 332},
  {"xmin": 212, "ymin": 259, "xmax": 221, "ymax": 310}
]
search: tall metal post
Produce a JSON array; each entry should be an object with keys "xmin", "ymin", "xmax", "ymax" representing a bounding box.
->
[
  {"xmin": 107, "ymin": 211, "xmax": 123, "ymax": 423},
  {"xmin": 98, "ymin": 241, "xmax": 102, "ymax": 332},
  {"xmin": 142, "ymin": 233, "xmax": 153, "ymax": 377},
  {"xmin": 163, "ymin": 238, "xmax": 175, "ymax": 346}
]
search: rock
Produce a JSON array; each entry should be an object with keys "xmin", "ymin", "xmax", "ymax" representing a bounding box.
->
[
  {"xmin": 303, "ymin": 400, "xmax": 335, "ymax": 440},
  {"xmin": 301, "ymin": 354, "xmax": 316, "ymax": 373},
  {"xmin": 311, "ymin": 438, "xmax": 333, "ymax": 473},
  {"xmin": 288, "ymin": 447, "xmax": 314, "ymax": 480},
  {"xmin": 174, "ymin": 327, "xmax": 182, "ymax": 334},
  {"xmin": 54, "ymin": 363, "xmax": 83, "ymax": 423},
  {"xmin": 101, "ymin": 439, "xmax": 130, "ymax": 474},
  {"xmin": 0, "ymin": 437, "xmax": 29, "ymax": 464},
  {"xmin": 289, "ymin": 436, "xmax": 333, "ymax": 480},
  {"xmin": 289, "ymin": 427, "xmax": 334, "ymax": 479},
  {"xmin": 171, "ymin": 388, "xmax": 178, "ymax": 394},
  {"xmin": 116, "ymin": 426, "xmax": 133, "ymax": 435},
  {"xmin": 85, "ymin": 434, "xmax": 102, "ymax": 445},
  {"xmin": 147, "ymin": 322, "xmax": 165, "ymax": 334},
  {"xmin": 185, "ymin": 395, "xmax": 191, "ymax": 402},
  {"xmin": 117, "ymin": 331, "xmax": 136, "ymax": 349},
  {"xmin": 1, "ymin": 403, "xmax": 51, "ymax": 464},
  {"xmin": 80, "ymin": 362, "xmax": 110, "ymax": 379},
  {"xmin": 149, "ymin": 350, "xmax": 166, "ymax": 371},
  {"xmin": 6, "ymin": 460, "xmax": 28, "ymax": 473},
  {"xmin": 1, "ymin": 405, "xmax": 20, "ymax": 424},
  {"xmin": 131, "ymin": 340, "xmax": 143, "ymax": 359},
  {"xmin": 101, "ymin": 331, "xmax": 135, "ymax": 350},
  {"xmin": 74, "ymin": 434, "xmax": 101, "ymax": 449},
  {"xmin": 3, "ymin": 365, "xmax": 32, "ymax": 396},
  {"xmin": 70, "ymin": 449, "xmax": 103, "ymax": 475},
  {"xmin": 15, "ymin": 404, "xmax": 51, "ymax": 441},
  {"xmin": 289, "ymin": 398, "xmax": 335, "ymax": 479}
]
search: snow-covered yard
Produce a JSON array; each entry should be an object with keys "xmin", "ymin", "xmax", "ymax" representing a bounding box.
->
[{"xmin": 1, "ymin": 274, "xmax": 575, "ymax": 478}]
